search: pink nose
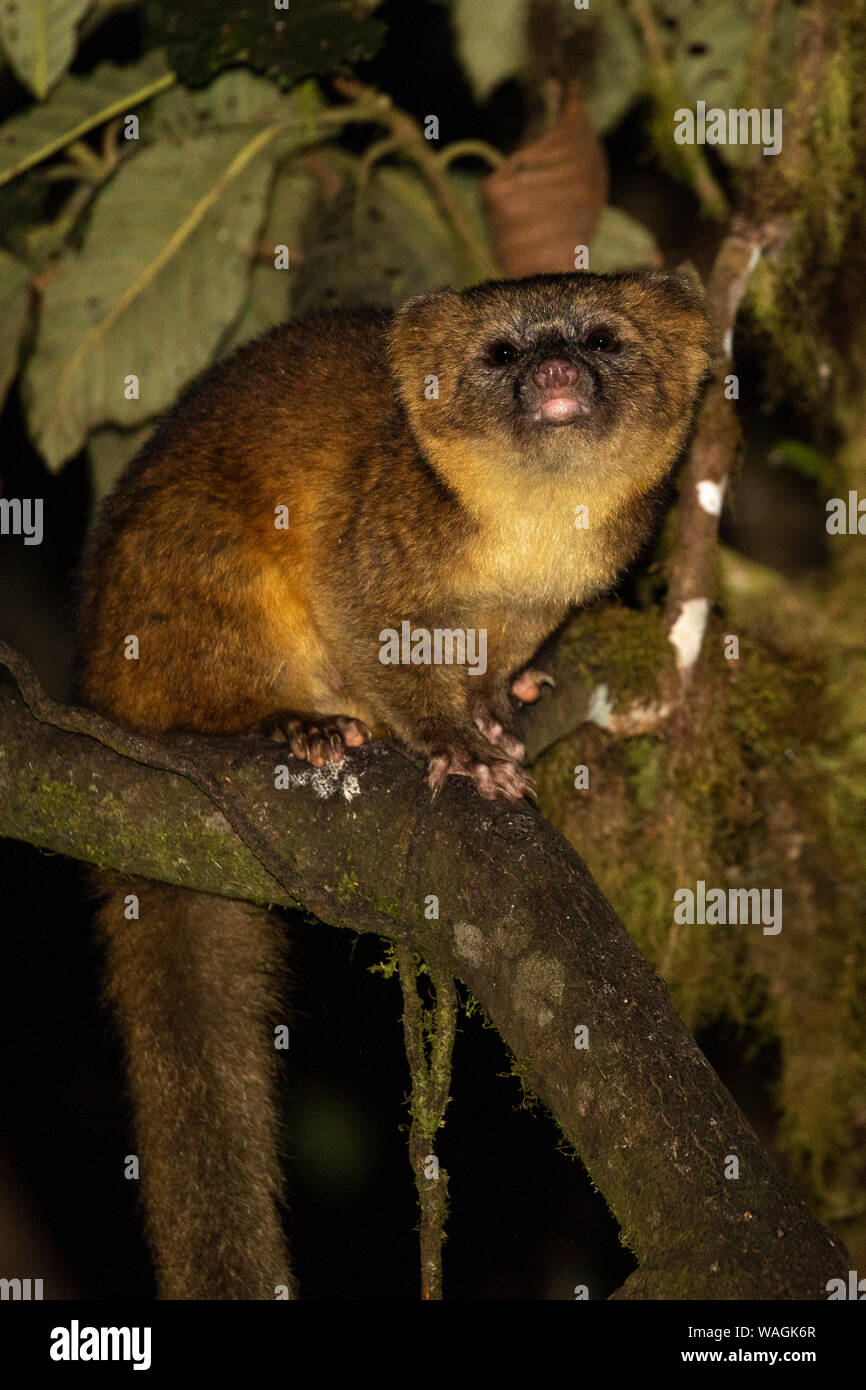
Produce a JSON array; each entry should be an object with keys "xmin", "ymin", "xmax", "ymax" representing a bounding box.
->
[{"xmin": 533, "ymin": 357, "xmax": 579, "ymax": 389}]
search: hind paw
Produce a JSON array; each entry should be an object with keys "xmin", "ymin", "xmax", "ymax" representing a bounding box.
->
[
  {"xmin": 427, "ymin": 746, "xmax": 535, "ymax": 803},
  {"xmin": 472, "ymin": 705, "xmax": 526, "ymax": 761}
]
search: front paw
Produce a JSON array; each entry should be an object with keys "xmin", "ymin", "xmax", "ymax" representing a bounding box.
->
[
  {"xmin": 257, "ymin": 711, "xmax": 371, "ymax": 767},
  {"xmin": 426, "ymin": 744, "xmax": 535, "ymax": 803}
]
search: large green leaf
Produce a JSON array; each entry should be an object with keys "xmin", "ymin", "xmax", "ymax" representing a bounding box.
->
[
  {"xmin": 86, "ymin": 163, "xmax": 320, "ymax": 507},
  {"xmin": 0, "ymin": 52, "xmax": 175, "ymax": 188},
  {"xmin": 452, "ymin": 0, "xmax": 643, "ymax": 134},
  {"xmin": 655, "ymin": 0, "xmax": 798, "ymax": 165},
  {"xmin": 223, "ymin": 167, "xmax": 318, "ymax": 353},
  {"xmin": 291, "ymin": 154, "xmax": 494, "ymax": 315},
  {"xmin": 23, "ymin": 125, "xmax": 280, "ymax": 468},
  {"xmin": 452, "ymin": 0, "xmax": 527, "ymax": 103},
  {"xmin": 664, "ymin": 0, "xmax": 753, "ymax": 109},
  {"xmin": 0, "ymin": 0, "xmax": 92, "ymax": 99},
  {"xmin": 150, "ymin": 69, "xmax": 319, "ymax": 140},
  {"xmin": 150, "ymin": 72, "xmax": 323, "ymax": 352},
  {"xmin": 0, "ymin": 248, "xmax": 31, "ymax": 410},
  {"xmin": 88, "ymin": 423, "xmax": 155, "ymax": 506},
  {"xmin": 589, "ymin": 207, "xmax": 658, "ymax": 273}
]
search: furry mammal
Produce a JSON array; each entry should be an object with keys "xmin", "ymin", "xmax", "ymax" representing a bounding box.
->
[{"xmin": 77, "ymin": 271, "xmax": 711, "ymax": 1296}]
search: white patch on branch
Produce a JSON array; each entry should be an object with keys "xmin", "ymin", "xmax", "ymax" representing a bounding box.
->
[
  {"xmin": 282, "ymin": 762, "xmax": 361, "ymax": 801},
  {"xmin": 586, "ymin": 683, "xmax": 615, "ymax": 729},
  {"xmin": 609, "ymin": 701, "xmax": 671, "ymax": 735},
  {"xmin": 696, "ymin": 477, "xmax": 726, "ymax": 516},
  {"xmin": 668, "ymin": 597, "xmax": 710, "ymax": 673},
  {"xmin": 585, "ymin": 683, "xmax": 670, "ymax": 735}
]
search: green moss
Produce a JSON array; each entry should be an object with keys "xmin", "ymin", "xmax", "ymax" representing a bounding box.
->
[
  {"xmin": 535, "ymin": 607, "xmax": 866, "ymax": 1229},
  {"xmin": 372, "ymin": 894, "xmax": 401, "ymax": 919},
  {"xmin": 367, "ymin": 941, "xmax": 400, "ymax": 980},
  {"xmin": 744, "ymin": 11, "xmax": 866, "ymax": 418},
  {"xmin": 503, "ymin": 1049, "xmax": 540, "ymax": 1113},
  {"xmin": 335, "ymin": 869, "xmax": 361, "ymax": 905},
  {"xmin": 624, "ymin": 737, "xmax": 663, "ymax": 811},
  {"xmin": 558, "ymin": 605, "xmax": 671, "ymax": 710}
]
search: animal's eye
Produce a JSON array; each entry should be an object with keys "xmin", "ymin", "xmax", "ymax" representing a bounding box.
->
[
  {"xmin": 486, "ymin": 340, "xmax": 520, "ymax": 366},
  {"xmin": 583, "ymin": 329, "xmax": 619, "ymax": 353}
]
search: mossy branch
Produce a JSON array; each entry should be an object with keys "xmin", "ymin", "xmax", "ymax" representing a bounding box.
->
[
  {"xmin": 397, "ymin": 949, "xmax": 457, "ymax": 1299},
  {"xmin": 0, "ymin": 648, "xmax": 850, "ymax": 1299},
  {"xmin": 663, "ymin": 218, "xmax": 770, "ymax": 703}
]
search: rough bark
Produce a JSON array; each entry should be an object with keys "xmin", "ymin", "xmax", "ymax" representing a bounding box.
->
[{"xmin": 0, "ymin": 683, "xmax": 850, "ymax": 1299}]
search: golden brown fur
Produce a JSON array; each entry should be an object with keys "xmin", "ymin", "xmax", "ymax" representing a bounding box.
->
[
  {"xmin": 77, "ymin": 271, "xmax": 711, "ymax": 1297},
  {"xmin": 79, "ymin": 272, "xmax": 711, "ymax": 771}
]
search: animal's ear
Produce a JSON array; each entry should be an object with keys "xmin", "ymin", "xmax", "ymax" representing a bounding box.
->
[
  {"xmin": 388, "ymin": 289, "xmax": 464, "ymax": 418},
  {"xmin": 389, "ymin": 288, "xmax": 462, "ymax": 363},
  {"xmin": 672, "ymin": 260, "xmax": 704, "ymax": 293},
  {"xmin": 639, "ymin": 265, "xmax": 709, "ymax": 315},
  {"xmin": 643, "ymin": 267, "xmax": 715, "ymax": 376},
  {"xmin": 669, "ymin": 268, "xmax": 711, "ymax": 325}
]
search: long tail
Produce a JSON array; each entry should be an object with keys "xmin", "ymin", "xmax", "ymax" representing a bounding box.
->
[{"xmin": 93, "ymin": 872, "xmax": 294, "ymax": 1299}]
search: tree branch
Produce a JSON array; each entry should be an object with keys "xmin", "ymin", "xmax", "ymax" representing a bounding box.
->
[
  {"xmin": 0, "ymin": 669, "xmax": 850, "ymax": 1299},
  {"xmin": 397, "ymin": 947, "xmax": 457, "ymax": 1300},
  {"xmin": 663, "ymin": 218, "xmax": 779, "ymax": 705}
]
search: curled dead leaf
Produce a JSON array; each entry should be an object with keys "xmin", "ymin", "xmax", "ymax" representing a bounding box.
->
[{"xmin": 482, "ymin": 81, "xmax": 608, "ymax": 278}]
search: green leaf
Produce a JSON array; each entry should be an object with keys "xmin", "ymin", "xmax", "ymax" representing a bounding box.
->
[
  {"xmin": 452, "ymin": 0, "xmax": 643, "ymax": 133},
  {"xmin": 567, "ymin": 1, "xmax": 645, "ymax": 136},
  {"xmin": 0, "ymin": 52, "xmax": 175, "ymax": 188},
  {"xmin": 88, "ymin": 423, "xmax": 154, "ymax": 506},
  {"xmin": 589, "ymin": 207, "xmax": 658, "ymax": 273},
  {"xmin": 452, "ymin": 0, "xmax": 528, "ymax": 102},
  {"xmin": 0, "ymin": 247, "xmax": 31, "ymax": 410},
  {"xmin": 23, "ymin": 125, "xmax": 281, "ymax": 468},
  {"xmin": 223, "ymin": 167, "xmax": 318, "ymax": 353},
  {"xmin": 150, "ymin": 75, "xmax": 324, "ymax": 354},
  {"xmin": 768, "ymin": 440, "xmax": 833, "ymax": 484},
  {"xmin": 0, "ymin": 0, "xmax": 92, "ymax": 99},
  {"xmin": 665, "ymin": 0, "xmax": 752, "ymax": 110},
  {"xmin": 145, "ymin": 0, "xmax": 385, "ymax": 89},
  {"xmin": 291, "ymin": 154, "xmax": 493, "ymax": 315},
  {"xmin": 151, "ymin": 69, "xmax": 319, "ymax": 140},
  {"xmin": 656, "ymin": 0, "xmax": 797, "ymax": 165}
]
